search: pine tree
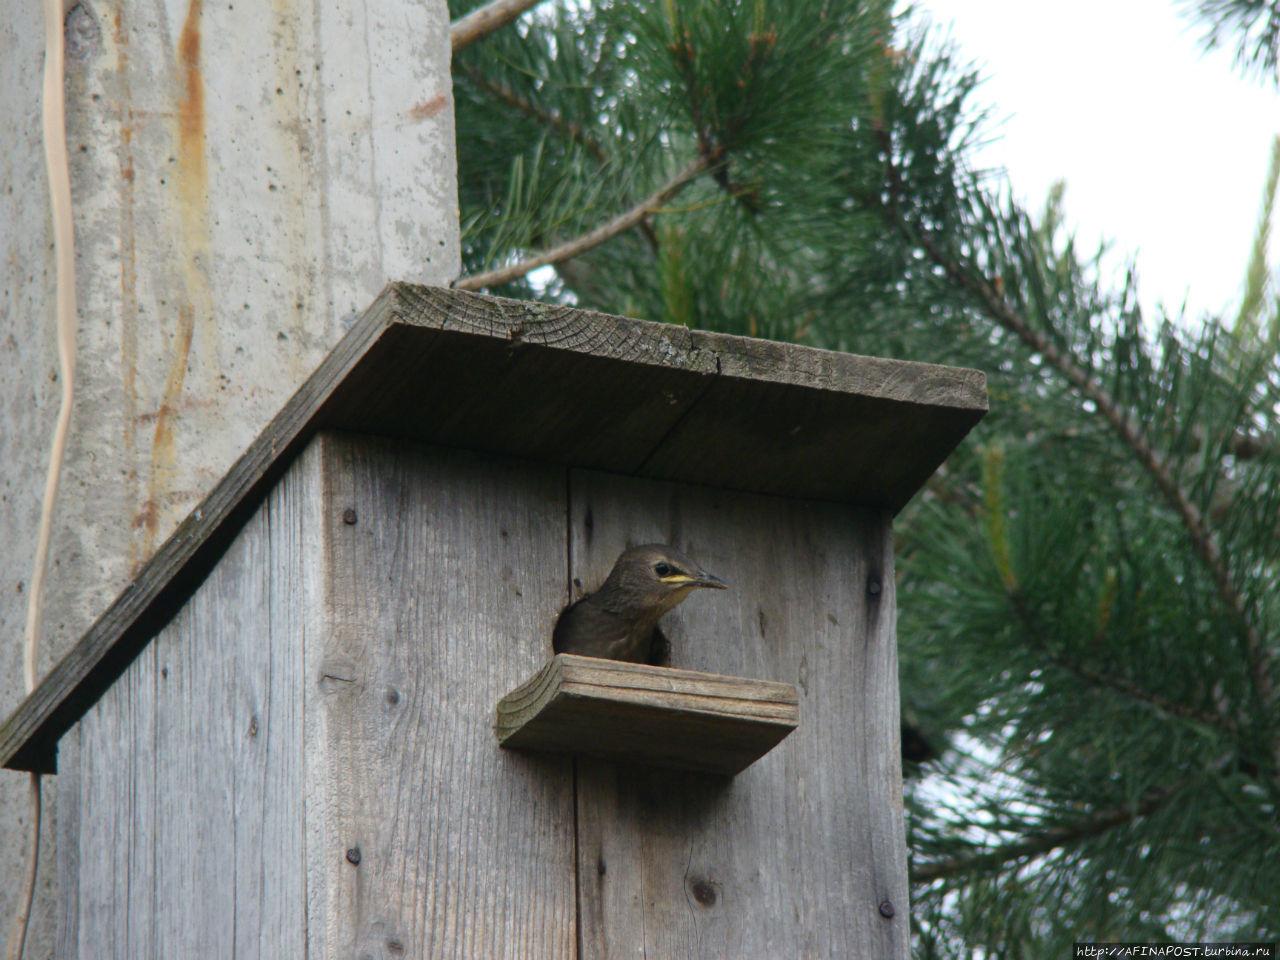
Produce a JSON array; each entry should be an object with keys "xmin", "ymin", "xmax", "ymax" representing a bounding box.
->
[
  {"xmin": 450, "ymin": 0, "xmax": 1280, "ymax": 951},
  {"xmin": 1182, "ymin": 0, "xmax": 1280, "ymax": 85}
]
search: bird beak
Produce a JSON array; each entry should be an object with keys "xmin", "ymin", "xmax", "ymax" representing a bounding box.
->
[
  {"xmin": 688, "ymin": 570, "xmax": 728, "ymax": 590},
  {"xmin": 658, "ymin": 568, "xmax": 728, "ymax": 590}
]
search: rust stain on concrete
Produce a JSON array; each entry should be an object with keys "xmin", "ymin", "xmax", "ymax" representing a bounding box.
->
[
  {"xmin": 406, "ymin": 93, "xmax": 449, "ymax": 123},
  {"xmin": 113, "ymin": 5, "xmax": 142, "ymax": 573},
  {"xmin": 130, "ymin": 393, "xmax": 216, "ymax": 426},
  {"xmin": 133, "ymin": 487, "xmax": 204, "ymax": 531},
  {"xmin": 143, "ymin": 0, "xmax": 211, "ymax": 559},
  {"xmin": 177, "ymin": 0, "xmax": 207, "ymax": 196},
  {"xmin": 144, "ymin": 304, "xmax": 196, "ymax": 553}
]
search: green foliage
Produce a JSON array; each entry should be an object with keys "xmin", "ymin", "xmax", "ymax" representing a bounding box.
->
[
  {"xmin": 1181, "ymin": 0, "xmax": 1280, "ymax": 85},
  {"xmin": 452, "ymin": 0, "xmax": 1280, "ymax": 951},
  {"xmin": 1234, "ymin": 134, "xmax": 1280, "ymax": 348}
]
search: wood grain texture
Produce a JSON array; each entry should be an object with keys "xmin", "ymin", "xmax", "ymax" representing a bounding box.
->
[
  {"xmin": 341, "ymin": 286, "xmax": 987, "ymax": 507},
  {"xmin": 569, "ymin": 469, "xmax": 911, "ymax": 959},
  {"xmin": 496, "ymin": 654, "xmax": 798, "ymax": 775},
  {"xmin": 54, "ymin": 725, "xmax": 79, "ymax": 960},
  {"xmin": 307, "ymin": 432, "xmax": 575, "ymax": 959},
  {"xmin": 3, "ymin": 282, "xmax": 984, "ymax": 773},
  {"xmin": 58, "ymin": 442, "xmax": 317, "ymax": 956}
]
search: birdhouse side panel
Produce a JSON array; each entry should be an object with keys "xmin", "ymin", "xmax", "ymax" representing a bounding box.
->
[
  {"xmin": 56, "ymin": 440, "xmax": 322, "ymax": 958},
  {"xmin": 567, "ymin": 469, "xmax": 909, "ymax": 960},
  {"xmin": 306, "ymin": 432, "xmax": 576, "ymax": 959}
]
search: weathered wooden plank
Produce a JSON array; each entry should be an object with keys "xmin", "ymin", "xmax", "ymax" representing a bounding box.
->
[
  {"xmin": 364, "ymin": 286, "xmax": 986, "ymax": 508},
  {"xmin": 3, "ymin": 282, "xmax": 984, "ymax": 774},
  {"xmin": 54, "ymin": 727, "xmax": 79, "ymax": 960},
  {"xmin": 306, "ymin": 433, "xmax": 575, "ymax": 959},
  {"xmin": 62, "ymin": 443, "xmax": 317, "ymax": 956},
  {"xmin": 259, "ymin": 418, "xmax": 318, "ymax": 958},
  {"xmin": 333, "ymin": 321, "xmax": 721, "ymax": 474},
  {"xmin": 69, "ymin": 644, "xmax": 156, "ymax": 959},
  {"xmin": 496, "ymin": 654, "xmax": 798, "ymax": 775},
  {"xmin": 642, "ymin": 327, "xmax": 985, "ymax": 505},
  {"xmin": 150, "ymin": 528, "xmax": 238, "ymax": 957},
  {"xmin": 569, "ymin": 469, "xmax": 911, "ymax": 959}
]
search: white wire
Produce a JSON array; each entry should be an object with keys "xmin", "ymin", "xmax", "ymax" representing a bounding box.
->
[{"xmin": 6, "ymin": 0, "xmax": 78, "ymax": 957}]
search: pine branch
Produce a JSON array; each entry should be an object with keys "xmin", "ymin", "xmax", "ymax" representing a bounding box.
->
[
  {"xmin": 451, "ymin": 0, "xmax": 551, "ymax": 53},
  {"xmin": 871, "ymin": 131, "xmax": 1277, "ymax": 725},
  {"xmin": 873, "ymin": 134, "xmax": 1275, "ymax": 762},
  {"xmin": 923, "ymin": 467, "xmax": 983, "ymax": 515},
  {"xmin": 912, "ymin": 229, "xmax": 1278, "ymax": 727},
  {"xmin": 1052, "ymin": 648, "xmax": 1239, "ymax": 734},
  {"xmin": 454, "ymin": 156, "xmax": 710, "ymax": 291},
  {"xmin": 1006, "ymin": 591, "xmax": 1239, "ymax": 735},
  {"xmin": 456, "ymin": 63, "xmax": 610, "ymax": 164},
  {"xmin": 456, "ymin": 63, "xmax": 661, "ymax": 254},
  {"xmin": 667, "ymin": 24, "xmax": 759, "ymax": 214},
  {"xmin": 910, "ymin": 781, "xmax": 1179, "ymax": 884},
  {"xmin": 1182, "ymin": 427, "xmax": 1280, "ymax": 461},
  {"xmin": 980, "ymin": 449, "xmax": 1240, "ymax": 735}
]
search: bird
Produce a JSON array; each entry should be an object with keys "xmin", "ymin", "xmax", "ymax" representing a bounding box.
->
[{"xmin": 552, "ymin": 544, "xmax": 728, "ymax": 664}]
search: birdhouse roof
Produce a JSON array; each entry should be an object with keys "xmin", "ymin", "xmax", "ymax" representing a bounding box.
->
[{"xmin": 0, "ymin": 284, "xmax": 986, "ymax": 772}]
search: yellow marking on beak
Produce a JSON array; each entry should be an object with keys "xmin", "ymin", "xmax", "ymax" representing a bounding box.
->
[
  {"xmin": 659, "ymin": 573, "xmax": 697, "ymax": 585},
  {"xmin": 661, "ymin": 572, "xmax": 728, "ymax": 590}
]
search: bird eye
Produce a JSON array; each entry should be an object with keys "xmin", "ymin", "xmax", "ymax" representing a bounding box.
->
[{"xmin": 654, "ymin": 561, "xmax": 672, "ymax": 577}]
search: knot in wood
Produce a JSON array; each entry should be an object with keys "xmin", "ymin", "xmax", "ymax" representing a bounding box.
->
[{"xmin": 689, "ymin": 877, "xmax": 718, "ymax": 907}]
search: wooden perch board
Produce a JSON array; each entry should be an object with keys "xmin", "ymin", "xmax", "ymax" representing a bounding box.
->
[{"xmin": 495, "ymin": 654, "xmax": 799, "ymax": 776}]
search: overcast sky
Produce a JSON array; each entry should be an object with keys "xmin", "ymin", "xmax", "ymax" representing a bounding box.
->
[{"xmin": 914, "ymin": 0, "xmax": 1280, "ymax": 323}]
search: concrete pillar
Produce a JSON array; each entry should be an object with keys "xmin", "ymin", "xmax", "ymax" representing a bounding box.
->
[{"xmin": 0, "ymin": 0, "xmax": 460, "ymax": 951}]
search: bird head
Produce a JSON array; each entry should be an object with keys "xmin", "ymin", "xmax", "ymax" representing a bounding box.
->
[{"xmin": 598, "ymin": 543, "xmax": 728, "ymax": 619}]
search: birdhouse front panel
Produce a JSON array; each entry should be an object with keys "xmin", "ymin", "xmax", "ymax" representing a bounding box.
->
[
  {"xmin": 54, "ymin": 428, "xmax": 909, "ymax": 959},
  {"xmin": 3, "ymin": 286, "xmax": 985, "ymax": 960}
]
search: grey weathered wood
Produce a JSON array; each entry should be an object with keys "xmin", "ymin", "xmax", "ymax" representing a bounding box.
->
[
  {"xmin": 496, "ymin": 654, "xmax": 799, "ymax": 775},
  {"xmin": 60, "ymin": 441, "xmax": 319, "ymax": 956},
  {"xmin": 61, "ymin": 433, "xmax": 576, "ymax": 957},
  {"xmin": 2, "ymin": 283, "xmax": 984, "ymax": 773},
  {"xmin": 51, "ymin": 421, "xmax": 922, "ymax": 956},
  {"xmin": 307, "ymin": 432, "xmax": 575, "ymax": 959},
  {"xmin": 346, "ymin": 287, "xmax": 987, "ymax": 509},
  {"xmin": 645, "ymin": 324, "xmax": 985, "ymax": 505},
  {"xmin": 569, "ymin": 469, "xmax": 911, "ymax": 959},
  {"xmin": 54, "ymin": 726, "xmax": 79, "ymax": 960}
]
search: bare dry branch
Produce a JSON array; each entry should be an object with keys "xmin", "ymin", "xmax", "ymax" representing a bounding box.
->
[
  {"xmin": 455, "ymin": 156, "xmax": 710, "ymax": 291},
  {"xmin": 451, "ymin": 0, "xmax": 551, "ymax": 53},
  {"xmin": 456, "ymin": 65, "xmax": 662, "ymax": 255}
]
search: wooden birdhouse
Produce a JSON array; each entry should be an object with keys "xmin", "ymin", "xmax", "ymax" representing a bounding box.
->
[{"xmin": 0, "ymin": 284, "xmax": 987, "ymax": 959}]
